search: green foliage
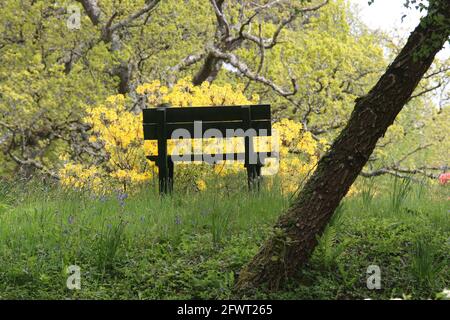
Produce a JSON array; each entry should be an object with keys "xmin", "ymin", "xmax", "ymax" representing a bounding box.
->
[
  {"xmin": 314, "ymin": 226, "xmax": 346, "ymax": 271},
  {"xmin": 409, "ymin": 233, "xmax": 447, "ymax": 287},
  {"xmin": 0, "ymin": 176, "xmax": 448, "ymax": 299},
  {"xmin": 0, "ymin": 0, "xmax": 448, "ymax": 301},
  {"xmin": 1, "ymin": 0, "xmax": 447, "ymax": 180},
  {"xmin": 390, "ymin": 176, "xmax": 413, "ymax": 213},
  {"xmin": 95, "ymin": 219, "xmax": 127, "ymax": 274},
  {"xmin": 360, "ymin": 177, "xmax": 376, "ymax": 209}
]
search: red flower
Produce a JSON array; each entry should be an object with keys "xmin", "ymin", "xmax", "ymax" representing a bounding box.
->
[{"xmin": 438, "ymin": 173, "xmax": 450, "ymax": 185}]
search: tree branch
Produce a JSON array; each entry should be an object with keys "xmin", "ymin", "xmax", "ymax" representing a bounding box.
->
[
  {"xmin": 109, "ymin": 0, "xmax": 160, "ymax": 34},
  {"xmin": 409, "ymin": 81, "xmax": 444, "ymax": 100},
  {"xmin": 76, "ymin": 0, "xmax": 102, "ymax": 25},
  {"xmin": 8, "ymin": 151, "xmax": 59, "ymax": 179},
  {"xmin": 170, "ymin": 52, "xmax": 207, "ymax": 74},
  {"xmin": 209, "ymin": 46, "xmax": 298, "ymax": 97},
  {"xmin": 210, "ymin": 0, "xmax": 231, "ymax": 40},
  {"xmin": 361, "ymin": 166, "xmax": 443, "ymax": 180},
  {"xmin": 235, "ymin": 0, "xmax": 329, "ymax": 48}
]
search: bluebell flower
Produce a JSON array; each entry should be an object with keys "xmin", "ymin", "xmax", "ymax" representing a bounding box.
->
[{"xmin": 117, "ymin": 192, "xmax": 128, "ymax": 207}]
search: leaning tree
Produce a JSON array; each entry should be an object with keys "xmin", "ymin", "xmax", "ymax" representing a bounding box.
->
[{"xmin": 235, "ymin": 0, "xmax": 450, "ymax": 291}]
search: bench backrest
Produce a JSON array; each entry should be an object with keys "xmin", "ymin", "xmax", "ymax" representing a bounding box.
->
[
  {"xmin": 142, "ymin": 104, "xmax": 272, "ymax": 194},
  {"xmin": 143, "ymin": 104, "xmax": 271, "ymax": 140}
]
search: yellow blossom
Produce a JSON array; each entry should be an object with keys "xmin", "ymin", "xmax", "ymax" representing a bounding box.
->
[
  {"xmin": 196, "ymin": 179, "xmax": 207, "ymax": 191},
  {"xmin": 61, "ymin": 78, "xmax": 325, "ymax": 195}
]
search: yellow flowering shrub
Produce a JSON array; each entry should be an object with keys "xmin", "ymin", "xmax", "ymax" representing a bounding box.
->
[
  {"xmin": 59, "ymin": 94, "xmax": 152, "ymax": 193},
  {"xmin": 60, "ymin": 78, "xmax": 325, "ymax": 194},
  {"xmin": 273, "ymin": 119, "xmax": 327, "ymax": 194},
  {"xmin": 136, "ymin": 77, "xmax": 259, "ymax": 107},
  {"xmin": 195, "ymin": 179, "xmax": 207, "ymax": 191}
]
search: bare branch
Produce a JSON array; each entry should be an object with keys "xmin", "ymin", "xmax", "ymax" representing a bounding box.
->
[
  {"xmin": 109, "ymin": 0, "xmax": 160, "ymax": 33},
  {"xmin": 395, "ymin": 143, "xmax": 433, "ymax": 165},
  {"xmin": 0, "ymin": 120, "xmax": 15, "ymax": 131},
  {"xmin": 236, "ymin": 0, "xmax": 287, "ymax": 38},
  {"xmin": 265, "ymin": 11, "xmax": 300, "ymax": 49},
  {"xmin": 361, "ymin": 166, "xmax": 442, "ymax": 180},
  {"xmin": 310, "ymin": 122, "xmax": 346, "ymax": 135},
  {"xmin": 361, "ymin": 144, "xmax": 443, "ymax": 180},
  {"xmin": 8, "ymin": 152, "xmax": 59, "ymax": 179},
  {"xmin": 244, "ymin": 23, "xmax": 265, "ymax": 92},
  {"xmin": 76, "ymin": 0, "xmax": 102, "ymax": 25},
  {"xmin": 170, "ymin": 52, "xmax": 207, "ymax": 74},
  {"xmin": 67, "ymin": 0, "xmax": 160, "ymax": 74},
  {"xmin": 409, "ymin": 81, "xmax": 444, "ymax": 100},
  {"xmin": 235, "ymin": 0, "xmax": 329, "ymax": 48},
  {"xmin": 360, "ymin": 168, "xmax": 419, "ymax": 180},
  {"xmin": 210, "ymin": 0, "xmax": 231, "ymax": 40},
  {"xmin": 423, "ymin": 65, "xmax": 450, "ymax": 79},
  {"xmin": 209, "ymin": 47, "xmax": 297, "ymax": 98}
]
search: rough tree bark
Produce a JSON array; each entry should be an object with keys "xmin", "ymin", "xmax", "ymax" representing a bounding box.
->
[
  {"xmin": 235, "ymin": 0, "xmax": 450, "ymax": 291},
  {"xmin": 192, "ymin": 54, "xmax": 222, "ymax": 85}
]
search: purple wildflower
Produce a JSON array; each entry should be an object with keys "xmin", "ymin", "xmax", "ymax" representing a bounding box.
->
[{"xmin": 117, "ymin": 192, "xmax": 128, "ymax": 207}]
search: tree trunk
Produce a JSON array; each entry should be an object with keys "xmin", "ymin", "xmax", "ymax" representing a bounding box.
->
[
  {"xmin": 235, "ymin": 1, "xmax": 450, "ymax": 292},
  {"xmin": 192, "ymin": 53, "xmax": 222, "ymax": 85}
]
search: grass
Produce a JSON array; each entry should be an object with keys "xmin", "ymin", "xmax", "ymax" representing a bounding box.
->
[{"xmin": 0, "ymin": 175, "xmax": 448, "ymax": 300}]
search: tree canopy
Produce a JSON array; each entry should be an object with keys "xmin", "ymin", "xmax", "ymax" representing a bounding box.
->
[{"xmin": 0, "ymin": 0, "xmax": 448, "ymax": 182}]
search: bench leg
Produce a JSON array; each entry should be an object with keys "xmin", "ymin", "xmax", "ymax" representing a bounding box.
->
[
  {"xmin": 157, "ymin": 157, "xmax": 174, "ymax": 195},
  {"xmin": 158, "ymin": 164, "xmax": 167, "ymax": 195},
  {"xmin": 168, "ymin": 156, "xmax": 174, "ymax": 193},
  {"xmin": 157, "ymin": 108, "xmax": 170, "ymax": 195},
  {"xmin": 247, "ymin": 164, "xmax": 262, "ymax": 191}
]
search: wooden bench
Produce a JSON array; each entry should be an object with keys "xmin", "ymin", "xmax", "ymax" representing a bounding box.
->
[{"xmin": 142, "ymin": 104, "xmax": 275, "ymax": 194}]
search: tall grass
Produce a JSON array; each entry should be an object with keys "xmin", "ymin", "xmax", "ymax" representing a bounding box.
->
[
  {"xmin": 0, "ymin": 176, "xmax": 289, "ymax": 273},
  {"xmin": 390, "ymin": 176, "xmax": 412, "ymax": 213},
  {"xmin": 360, "ymin": 177, "xmax": 376, "ymax": 210},
  {"xmin": 95, "ymin": 219, "xmax": 127, "ymax": 274},
  {"xmin": 0, "ymin": 175, "xmax": 448, "ymax": 299},
  {"xmin": 410, "ymin": 234, "xmax": 446, "ymax": 287}
]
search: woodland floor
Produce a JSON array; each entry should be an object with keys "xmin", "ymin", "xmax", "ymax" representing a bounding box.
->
[{"xmin": 0, "ymin": 176, "xmax": 448, "ymax": 299}]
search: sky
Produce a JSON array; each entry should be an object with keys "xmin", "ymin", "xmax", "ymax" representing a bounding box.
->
[{"xmin": 349, "ymin": 0, "xmax": 449, "ymax": 59}]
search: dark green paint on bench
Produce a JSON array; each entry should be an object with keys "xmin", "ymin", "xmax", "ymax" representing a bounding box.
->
[{"xmin": 142, "ymin": 104, "xmax": 273, "ymax": 195}]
